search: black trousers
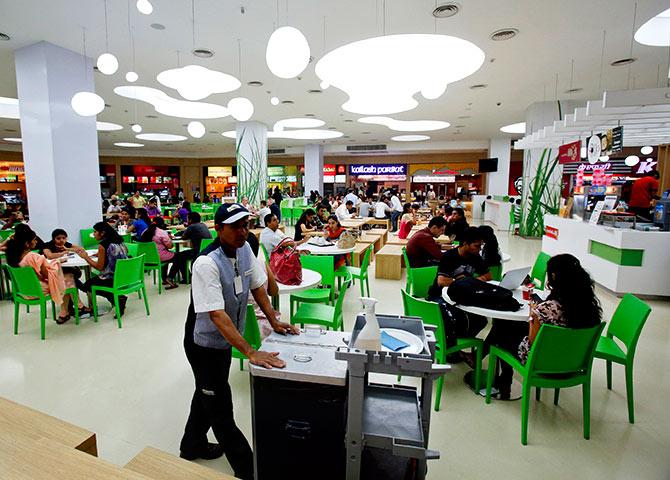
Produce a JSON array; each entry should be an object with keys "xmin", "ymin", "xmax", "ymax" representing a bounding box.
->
[
  {"xmin": 428, "ymin": 296, "xmax": 488, "ymax": 341},
  {"xmin": 162, "ymin": 250, "xmax": 188, "ymax": 281},
  {"xmin": 180, "ymin": 341, "xmax": 253, "ymax": 480},
  {"xmin": 484, "ymin": 319, "xmax": 529, "ymax": 388},
  {"xmin": 82, "ymin": 276, "xmax": 127, "ymax": 303}
]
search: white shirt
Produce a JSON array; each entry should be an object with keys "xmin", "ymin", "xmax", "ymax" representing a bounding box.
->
[
  {"xmin": 344, "ymin": 192, "xmax": 360, "ymax": 206},
  {"xmin": 375, "ymin": 202, "xmax": 390, "ymax": 218},
  {"xmin": 335, "ymin": 203, "xmax": 353, "ymax": 221},
  {"xmin": 260, "ymin": 227, "xmax": 287, "ymax": 254},
  {"xmin": 391, "ymin": 195, "xmax": 403, "ymax": 212},
  {"xmin": 257, "ymin": 207, "xmax": 271, "ymax": 227},
  {"xmin": 192, "ymin": 251, "xmax": 267, "ymax": 314}
]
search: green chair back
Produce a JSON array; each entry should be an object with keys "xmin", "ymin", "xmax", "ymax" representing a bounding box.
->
[
  {"xmin": 8, "ymin": 265, "xmax": 45, "ymax": 300},
  {"xmin": 126, "ymin": 243, "xmax": 139, "ymax": 258},
  {"xmin": 333, "ymin": 279, "xmax": 350, "ymax": 329},
  {"xmin": 120, "ymin": 233, "xmax": 132, "ymax": 243},
  {"xmin": 489, "ymin": 264, "xmax": 503, "ymax": 282},
  {"xmin": 410, "ymin": 266, "xmax": 437, "ymax": 299},
  {"xmin": 281, "ymin": 207, "xmax": 293, "ymax": 224},
  {"xmin": 136, "ymin": 242, "xmax": 161, "ymax": 266},
  {"xmin": 0, "ymin": 230, "xmax": 13, "ymax": 240},
  {"xmin": 607, "ymin": 293, "xmax": 651, "ymax": 357},
  {"xmin": 79, "ymin": 228, "xmax": 98, "ymax": 249},
  {"xmin": 113, "ymin": 255, "xmax": 146, "ymax": 290},
  {"xmin": 191, "ymin": 203, "xmax": 203, "ymax": 212},
  {"xmin": 199, "ymin": 238, "xmax": 215, "ymax": 254},
  {"xmin": 300, "ymin": 255, "xmax": 335, "ymax": 290},
  {"xmin": 527, "ymin": 323, "xmax": 605, "ymax": 376},
  {"xmin": 359, "ymin": 245, "xmax": 373, "ymax": 274},
  {"xmin": 402, "ymin": 290, "xmax": 445, "ymax": 361},
  {"xmin": 260, "ymin": 243, "xmax": 270, "ymax": 263},
  {"xmin": 402, "ymin": 247, "xmax": 412, "ymax": 290},
  {"xmin": 232, "ymin": 305, "xmax": 262, "ymax": 369},
  {"xmin": 530, "ymin": 251, "xmax": 551, "ymax": 290},
  {"xmin": 209, "ymin": 229, "xmax": 216, "ymax": 237}
]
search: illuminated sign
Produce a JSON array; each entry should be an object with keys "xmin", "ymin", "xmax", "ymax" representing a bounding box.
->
[
  {"xmin": 350, "ymin": 164, "xmax": 406, "ymax": 176},
  {"xmin": 208, "ymin": 166, "xmax": 232, "ymax": 177},
  {"xmin": 412, "ymin": 175, "xmax": 455, "ymax": 183},
  {"xmin": 323, "ymin": 164, "xmax": 336, "ymax": 175}
]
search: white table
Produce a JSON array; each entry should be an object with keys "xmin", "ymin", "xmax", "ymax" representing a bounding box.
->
[
  {"xmin": 59, "ymin": 249, "xmax": 98, "ymax": 269},
  {"xmin": 276, "ymin": 269, "xmax": 322, "ymax": 294},
  {"xmin": 297, "ymin": 243, "xmax": 355, "ymax": 256}
]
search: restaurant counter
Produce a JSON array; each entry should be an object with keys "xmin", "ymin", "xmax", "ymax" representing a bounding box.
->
[{"xmin": 542, "ymin": 214, "xmax": 670, "ymax": 297}]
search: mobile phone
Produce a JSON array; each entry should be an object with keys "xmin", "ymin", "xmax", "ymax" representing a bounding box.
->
[{"xmin": 530, "ymin": 293, "xmax": 543, "ymax": 304}]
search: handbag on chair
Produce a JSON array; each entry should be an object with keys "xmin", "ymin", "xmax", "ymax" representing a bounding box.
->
[{"xmin": 269, "ymin": 238, "xmax": 303, "ymax": 285}]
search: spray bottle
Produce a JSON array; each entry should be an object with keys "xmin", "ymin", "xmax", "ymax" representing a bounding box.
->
[{"xmin": 354, "ymin": 297, "xmax": 381, "ymax": 351}]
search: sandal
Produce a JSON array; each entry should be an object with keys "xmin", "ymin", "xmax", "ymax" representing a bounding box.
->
[
  {"xmin": 165, "ymin": 282, "xmax": 179, "ymax": 290},
  {"xmin": 56, "ymin": 314, "xmax": 71, "ymax": 325}
]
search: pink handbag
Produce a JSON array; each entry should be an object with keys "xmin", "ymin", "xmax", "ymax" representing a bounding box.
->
[{"xmin": 269, "ymin": 238, "xmax": 303, "ymax": 285}]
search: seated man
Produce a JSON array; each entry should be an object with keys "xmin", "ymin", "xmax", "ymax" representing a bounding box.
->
[
  {"xmin": 260, "ymin": 213, "xmax": 305, "ymax": 254},
  {"xmin": 335, "ymin": 200, "xmax": 354, "ymax": 221},
  {"xmin": 257, "ymin": 200, "xmax": 271, "ymax": 227},
  {"xmin": 445, "ymin": 207, "xmax": 469, "ymax": 243},
  {"xmin": 427, "ymin": 226, "xmax": 490, "ymax": 342},
  {"xmin": 181, "ymin": 211, "xmax": 213, "ymax": 258},
  {"xmin": 405, "ymin": 216, "xmax": 447, "ymax": 268}
]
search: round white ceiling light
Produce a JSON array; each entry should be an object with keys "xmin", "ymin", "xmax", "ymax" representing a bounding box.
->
[
  {"xmin": 221, "ymin": 131, "xmax": 236, "ymax": 139},
  {"xmin": 187, "ymin": 121, "xmax": 206, "ymax": 138},
  {"xmin": 125, "ymin": 71, "xmax": 139, "ymax": 82},
  {"xmin": 634, "ymin": 7, "xmax": 670, "ymax": 46},
  {"xmin": 315, "ymin": 34, "xmax": 484, "ymax": 115},
  {"xmin": 599, "ymin": 155, "xmax": 609, "ymax": 162},
  {"xmin": 227, "ymin": 97, "xmax": 254, "ymax": 121},
  {"xmin": 0, "ymin": 96, "xmax": 20, "ymax": 119},
  {"xmin": 500, "ymin": 122, "xmax": 525, "ymax": 134},
  {"xmin": 268, "ymin": 129, "xmax": 343, "ymax": 140},
  {"xmin": 640, "ymin": 145, "xmax": 653, "ymax": 155},
  {"xmin": 71, "ymin": 91, "xmax": 105, "ymax": 116},
  {"xmin": 136, "ymin": 0, "xmax": 153, "ymax": 15},
  {"xmin": 96, "ymin": 121, "xmax": 123, "ymax": 131},
  {"xmin": 391, "ymin": 134, "xmax": 430, "ymax": 142},
  {"xmin": 115, "ymin": 142, "xmax": 144, "ymax": 147},
  {"xmin": 270, "ymin": 96, "xmax": 280, "ymax": 105},
  {"xmin": 114, "ymin": 86, "xmax": 229, "ymax": 119},
  {"xmin": 136, "ymin": 133, "xmax": 187, "ymax": 141},
  {"xmin": 131, "ymin": 123, "xmax": 143, "ymax": 133},
  {"xmin": 157, "ymin": 65, "xmax": 241, "ymax": 101},
  {"xmin": 274, "ymin": 118, "xmax": 325, "ymax": 132},
  {"xmin": 358, "ymin": 116, "xmax": 450, "ymax": 132},
  {"xmin": 96, "ymin": 53, "xmax": 119, "ymax": 75},
  {"xmin": 266, "ymin": 26, "xmax": 311, "ymax": 79},
  {"xmin": 320, "ymin": 81, "xmax": 330, "ymax": 90},
  {"xmin": 625, "ymin": 155, "xmax": 640, "ymax": 167},
  {"xmin": 3, "ymin": 137, "xmax": 21, "ymax": 142}
]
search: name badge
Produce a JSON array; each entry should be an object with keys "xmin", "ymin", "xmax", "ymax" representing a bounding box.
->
[
  {"xmin": 234, "ymin": 275, "xmax": 243, "ymax": 295},
  {"xmin": 244, "ymin": 269, "xmax": 253, "ymax": 276}
]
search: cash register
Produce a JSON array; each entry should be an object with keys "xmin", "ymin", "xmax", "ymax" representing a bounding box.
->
[{"xmin": 653, "ymin": 189, "xmax": 670, "ymax": 231}]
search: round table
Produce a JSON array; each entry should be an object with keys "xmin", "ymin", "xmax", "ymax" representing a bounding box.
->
[
  {"xmin": 441, "ymin": 281, "xmax": 541, "ymax": 322},
  {"xmin": 276, "ymin": 269, "xmax": 322, "ymax": 294},
  {"xmin": 297, "ymin": 243, "xmax": 355, "ymax": 256},
  {"xmin": 59, "ymin": 249, "xmax": 98, "ymax": 268}
]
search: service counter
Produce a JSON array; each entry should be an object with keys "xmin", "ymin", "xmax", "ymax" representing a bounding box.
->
[
  {"xmin": 542, "ymin": 214, "xmax": 670, "ymax": 297},
  {"xmin": 483, "ymin": 199, "xmax": 513, "ymax": 231}
]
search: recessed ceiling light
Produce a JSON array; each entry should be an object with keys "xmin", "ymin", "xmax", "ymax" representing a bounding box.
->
[
  {"xmin": 490, "ymin": 28, "xmax": 518, "ymax": 41},
  {"xmin": 270, "ymin": 96, "xmax": 280, "ymax": 105},
  {"xmin": 221, "ymin": 131, "xmax": 236, "ymax": 138},
  {"xmin": 136, "ymin": 133, "xmax": 188, "ymax": 141},
  {"xmin": 457, "ymin": 115, "xmax": 472, "ymax": 119},
  {"xmin": 500, "ymin": 122, "xmax": 525, "ymax": 134},
  {"xmin": 307, "ymin": 89, "xmax": 322, "ymax": 94},
  {"xmin": 281, "ymin": 100, "xmax": 294, "ymax": 104},
  {"xmin": 304, "ymin": 113, "xmax": 316, "ymax": 117},
  {"xmin": 392, "ymin": 134, "xmax": 430, "ymax": 142},
  {"xmin": 4, "ymin": 129, "xmax": 17, "ymax": 132},
  {"xmin": 328, "ymin": 127, "xmax": 337, "ymax": 130},
  {"xmin": 344, "ymin": 119, "xmax": 354, "ymax": 123},
  {"xmin": 247, "ymin": 81, "xmax": 263, "ymax": 87},
  {"xmin": 136, "ymin": 0, "xmax": 153, "ymax": 15},
  {"xmin": 3, "ymin": 137, "xmax": 21, "ymax": 142},
  {"xmin": 145, "ymin": 114, "xmax": 158, "ymax": 119},
  {"xmin": 453, "ymin": 124, "xmax": 466, "ymax": 128},
  {"xmin": 115, "ymin": 142, "xmax": 144, "ymax": 147},
  {"xmin": 564, "ymin": 88, "xmax": 583, "ymax": 94},
  {"xmin": 470, "ymin": 84, "xmax": 487, "ymax": 89},
  {"xmin": 611, "ymin": 57, "xmax": 636, "ymax": 66},
  {"xmin": 0, "ymin": 33, "xmax": 10, "ymax": 41},
  {"xmin": 192, "ymin": 48, "xmax": 214, "ymax": 58},
  {"xmin": 432, "ymin": 3, "xmax": 460, "ymax": 18},
  {"xmin": 150, "ymin": 23, "xmax": 165, "ymax": 30}
]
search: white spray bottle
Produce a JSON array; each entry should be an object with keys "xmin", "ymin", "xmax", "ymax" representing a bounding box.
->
[{"xmin": 354, "ymin": 297, "xmax": 381, "ymax": 351}]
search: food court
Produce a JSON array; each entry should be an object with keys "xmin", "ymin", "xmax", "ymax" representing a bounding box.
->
[{"xmin": 0, "ymin": 1, "xmax": 669, "ymax": 479}]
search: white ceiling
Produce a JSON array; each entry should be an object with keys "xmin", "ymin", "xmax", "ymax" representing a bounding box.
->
[{"xmin": 0, "ymin": 0, "xmax": 669, "ymax": 156}]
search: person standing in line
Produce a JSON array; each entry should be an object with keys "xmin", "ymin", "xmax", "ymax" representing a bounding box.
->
[
  {"xmin": 390, "ymin": 189, "xmax": 403, "ymax": 232},
  {"xmin": 179, "ymin": 203, "xmax": 297, "ymax": 479}
]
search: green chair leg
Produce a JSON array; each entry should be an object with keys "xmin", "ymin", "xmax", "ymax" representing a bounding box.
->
[
  {"xmin": 142, "ymin": 287, "xmax": 150, "ymax": 315},
  {"xmin": 625, "ymin": 366, "xmax": 635, "ymax": 423},
  {"xmin": 72, "ymin": 291, "xmax": 80, "ymax": 325},
  {"xmin": 13, "ymin": 301, "xmax": 19, "ymax": 335},
  {"xmin": 536, "ymin": 387, "xmax": 541, "ymax": 401},
  {"xmin": 114, "ymin": 295, "xmax": 122, "ymax": 328},
  {"xmin": 40, "ymin": 301, "xmax": 47, "ymax": 341},
  {"xmin": 474, "ymin": 346, "xmax": 482, "ymax": 393},
  {"xmin": 582, "ymin": 382, "xmax": 591, "ymax": 439},
  {"xmin": 91, "ymin": 291, "xmax": 99, "ymax": 322},
  {"xmin": 554, "ymin": 388, "xmax": 560, "ymax": 405},
  {"xmin": 485, "ymin": 353, "xmax": 497, "ymax": 404},
  {"xmin": 434, "ymin": 376, "xmax": 444, "ymax": 412},
  {"xmin": 606, "ymin": 361, "xmax": 612, "ymax": 390},
  {"xmin": 51, "ymin": 300, "xmax": 56, "ymax": 321},
  {"xmin": 239, "ymin": 358, "xmax": 244, "ymax": 371},
  {"xmin": 521, "ymin": 382, "xmax": 532, "ymax": 445}
]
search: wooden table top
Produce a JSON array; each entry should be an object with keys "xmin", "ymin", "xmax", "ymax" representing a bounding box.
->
[{"xmin": 125, "ymin": 446, "xmax": 237, "ymax": 480}]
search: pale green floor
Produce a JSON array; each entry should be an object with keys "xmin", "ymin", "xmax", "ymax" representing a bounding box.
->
[{"xmin": 0, "ymin": 227, "xmax": 669, "ymax": 479}]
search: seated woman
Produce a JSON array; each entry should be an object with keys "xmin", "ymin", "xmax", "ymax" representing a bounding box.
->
[
  {"xmin": 172, "ymin": 200, "xmax": 191, "ymax": 225},
  {"xmin": 478, "ymin": 225, "xmax": 502, "ymax": 274},
  {"xmin": 5, "ymin": 226, "xmax": 84, "ymax": 324},
  {"xmin": 73, "ymin": 222, "xmax": 129, "ymax": 318},
  {"xmin": 139, "ymin": 216, "xmax": 183, "ymax": 289},
  {"xmin": 145, "ymin": 199, "xmax": 161, "ymax": 218},
  {"xmin": 397, "ymin": 203, "xmax": 415, "ymax": 240},
  {"xmin": 490, "ymin": 253, "xmax": 602, "ymax": 399},
  {"xmin": 127, "ymin": 207, "xmax": 151, "ymax": 238},
  {"xmin": 293, "ymin": 208, "xmax": 317, "ymax": 242},
  {"xmin": 324, "ymin": 215, "xmax": 350, "ymax": 270}
]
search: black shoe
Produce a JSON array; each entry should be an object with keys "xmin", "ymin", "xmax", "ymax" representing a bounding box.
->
[
  {"xmin": 113, "ymin": 297, "xmax": 128, "ymax": 319},
  {"xmin": 179, "ymin": 443, "xmax": 224, "ymax": 461}
]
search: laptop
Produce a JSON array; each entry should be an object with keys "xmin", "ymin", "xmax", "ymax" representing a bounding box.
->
[{"xmin": 498, "ymin": 266, "xmax": 531, "ymax": 290}]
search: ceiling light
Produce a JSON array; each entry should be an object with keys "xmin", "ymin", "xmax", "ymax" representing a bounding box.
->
[
  {"xmin": 580, "ymin": 146, "xmax": 587, "ymax": 158},
  {"xmin": 96, "ymin": 53, "xmax": 119, "ymax": 75},
  {"xmin": 71, "ymin": 91, "xmax": 105, "ymax": 116},
  {"xmin": 270, "ymin": 96, "xmax": 280, "ymax": 105},
  {"xmin": 131, "ymin": 123, "xmax": 142, "ymax": 133},
  {"xmin": 227, "ymin": 97, "xmax": 254, "ymax": 121},
  {"xmin": 640, "ymin": 145, "xmax": 653, "ymax": 154},
  {"xmin": 392, "ymin": 134, "xmax": 430, "ymax": 141},
  {"xmin": 136, "ymin": 133, "xmax": 187, "ymax": 142},
  {"xmin": 268, "ymin": 129, "xmax": 343, "ymax": 140},
  {"xmin": 0, "ymin": 97, "xmax": 20, "ymax": 119},
  {"xmin": 96, "ymin": 121, "xmax": 123, "ymax": 131},
  {"xmin": 3, "ymin": 137, "xmax": 21, "ymax": 142},
  {"xmin": 125, "ymin": 71, "xmax": 139, "ymax": 82},
  {"xmin": 315, "ymin": 34, "xmax": 485, "ymax": 115},
  {"xmin": 157, "ymin": 65, "xmax": 241, "ymax": 101},
  {"xmin": 115, "ymin": 142, "xmax": 144, "ymax": 147},
  {"xmin": 500, "ymin": 122, "xmax": 525, "ymax": 134},
  {"xmin": 150, "ymin": 23, "xmax": 165, "ymax": 30},
  {"xmin": 247, "ymin": 81, "xmax": 263, "ymax": 87},
  {"xmin": 266, "ymin": 26, "xmax": 311, "ymax": 79},
  {"xmin": 469, "ymin": 84, "xmax": 487, "ymax": 89},
  {"xmin": 0, "ymin": 33, "xmax": 10, "ymax": 41},
  {"xmin": 610, "ymin": 58, "xmax": 636, "ymax": 67},
  {"xmin": 281, "ymin": 100, "xmax": 294, "ymax": 104},
  {"xmin": 192, "ymin": 48, "xmax": 214, "ymax": 58},
  {"xmin": 358, "ymin": 116, "xmax": 450, "ymax": 132},
  {"xmin": 145, "ymin": 114, "xmax": 158, "ymax": 119},
  {"xmin": 136, "ymin": 0, "xmax": 153, "ymax": 15},
  {"xmin": 307, "ymin": 89, "xmax": 322, "ymax": 94},
  {"xmin": 565, "ymin": 88, "xmax": 583, "ymax": 94},
  {"xmin": 635, "ymin": 8, "xmax": 670, "ymax": 46},
  {"xmin": 187, "ymin": 121, "xmax": 206, "ymax": 138},
  {"xmin": 432, "ymin": 3, "xmax": 460, "ymax": 18},
  {"xmin": 114, "ymin": 85, "xmax": 229, "ymax": 119},
  {"xmin": 320, "ymin": 81, "xmax": 330, "ymax": 90},
  {"xmin": 625, "ymin": 155, "xmax": 640, "ymax": 166},
  {"xmin": 490, "ymin": 28, "xmax": 518, "ymax": 41},
  {"xmin": 599, "ymin": 155, "xmax": 609, "ymax": 162},
  {"xmin": 221, "ymin": 131, "xmax": 236, "ymax": 139},
  {"xmin": 274, "ymin": 118, "xmax": 325, "ymax": 131}
]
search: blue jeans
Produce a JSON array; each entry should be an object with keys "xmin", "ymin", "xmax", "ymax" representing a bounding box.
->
[{"xmin": 391, "ymin": 211, "xmax": 402, "ymax": 231}]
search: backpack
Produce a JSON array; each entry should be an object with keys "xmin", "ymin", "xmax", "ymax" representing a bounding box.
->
[{"xmin": 447, "ymin": 277, "xmax": 521, "ymax": 311}]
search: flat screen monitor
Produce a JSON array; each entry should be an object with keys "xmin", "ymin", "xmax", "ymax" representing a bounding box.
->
[{"xmin": 479, "ymin": 158, "xmax": 498, "ymax": 173}]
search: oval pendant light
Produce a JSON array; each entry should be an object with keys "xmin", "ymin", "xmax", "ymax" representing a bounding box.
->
[{"xmin": 266, "ymin": 26, "xmax": 310, "ymax": 79}]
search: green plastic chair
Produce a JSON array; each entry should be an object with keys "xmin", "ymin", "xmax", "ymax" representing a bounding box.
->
[
  {"xmin": 530, "ymin": 251, "xmax": 551, "ymax": 290},
  {"xmin": 91, "ymin": 255, "xmax": 150, "ymax": 328},
  {"xmin": 281, "ymin": 206, "xmax": 293, "ymax": 226},
  {"xmin": 335, "ymin": 245, "xmax": 372, "ymax": 297},
  {"xmin": 120, "ymin": 233, "xmax": 132, "ymax": 244},
  {"xmin": 402, "ymin": 290, "xmax": 482, "ymax": 411},
  {"xmin": 402, "ymin": 247, "xmax": 413, "ymax": 291},
  {"xmin": 409, "ymin": 266, "xmax": 438, "ymax": 299},
  {"xmin": 7, "ymin": 265, "xmax": 80, "ymax": 340},
  {"xmin": 126, "ymin": 243, "xmax": 139, "ymax": 258},
  {"xmin": 198, "ymin": 238, "xmax": 215, "ymax": 254},
  {"xmin": 291, "ymin": 207, "xmax": 305, "ymax": 226},
  {"xmin": 290, "ymin": 255, "xmax": 335, "ymax": 317},
  {"xmin": 232, "ymin": 304, "xmax": 262, "ymax": 371},
  {"xmin": 485, "ymin": 322, "xmax": 606, "ymax": 445},
  {"xmin": 0, "ymin": 230, "xmax": 13, "ymax": 241},
  {"xmin": 260, "ymin": 243, "xmax": 270, "ymax": 263},
  {"xmin": 79, "ymin": 228, "xmax": 98, "ymax": 249},
  {"xmin": 489, "ymin": 264, "xmax": 503, "ymax": 282},
  {"xmin": 594, "ymin": 293, "xmax": 651, "ymax": 423},
  {"xmin": 136, "ymin": 242, "xmax": 170, "ymax": 294},
  {"xmin": 291, "ymin": 279, "xmax": 350, "ymax": 331}
]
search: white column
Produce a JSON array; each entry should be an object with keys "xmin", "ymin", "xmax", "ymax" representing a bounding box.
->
[
  {"xmin": 486, "ymin": 137, "xmax": 511, "ymax": 196},
  {"xmin": 15, "ymin": 41, "xmax": 102, "ymax": 244},
  {"xmin": 303, "ymin": 144, "xmax": 324, "ymax": 197},
  {"xmin": 235, "ymin": 121, "xmax": 268, "ymax": 205}
]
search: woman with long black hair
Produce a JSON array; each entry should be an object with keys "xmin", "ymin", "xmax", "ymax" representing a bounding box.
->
[{"xmin": 293, "ymin": 208, "xmax": 316, "ymax": 241}]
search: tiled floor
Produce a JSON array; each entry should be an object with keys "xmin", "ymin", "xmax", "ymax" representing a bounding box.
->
[{"xmin": 1, "ymin": 225, "xmax": 669, "ymax": 479}]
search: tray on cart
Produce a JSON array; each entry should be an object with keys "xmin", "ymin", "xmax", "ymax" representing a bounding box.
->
[
  {"xmin": 362, "ymin": 383, "xmax": 424, "ymax": 449},
  {"xmin": 348, "ymin": 314, "xmax": 430, "ymax": 357}
]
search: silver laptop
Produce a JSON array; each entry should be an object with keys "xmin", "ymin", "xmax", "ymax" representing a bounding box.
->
[{"xmin": 498, "ymin": 267, "xmax": 531, "ymax": 290}]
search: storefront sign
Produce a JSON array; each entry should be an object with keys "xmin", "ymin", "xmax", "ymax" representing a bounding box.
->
[
  {"xmin": 412, "ymin": 175, "xmax": 455, "ymax": 183},
  {"xmin": 208, "ymin": 166, "xmax": 232, "ymax": 177},
  {"xmin": 350, "ymin": 164, "xmax": 406, "ymax": 176},
  {"xmin": 228, "ymin": 176, "xmax": 237, "ymax": 183},
  {"xmin": 267, "ymin": 166, "xmax": 285, "ymax": 176},
  {"xmin": 636, "ymin": 160, "xmax": 657, "ymax": 174},
  {"xmin": 335, "ymin": 174, "xmax": 346, "ymax": 183},
  {"xmin": 544, "ymin": 226, "xmax": 559, "ymax": 240},
  {"xmin": 323, "ymin": 164, "xmax": 336, "ymax": 175},
  {"xmin": 558, "ymin": 140, "xmax": 581, "ymax": 164}
]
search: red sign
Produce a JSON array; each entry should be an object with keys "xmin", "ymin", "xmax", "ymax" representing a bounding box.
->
[
  {"xmin": 323, "ymin": 164, "xmax": 336, "ymax": 175},
  {"xmin": 558, "ymin": 140, "xmax": 581, "ymax": 164},
  {"xmin": 337, "ymin": 165, "xmax": 346, "ymax": 174},
  {"xmin": 544, "ymin": 226, "xmax": 559, "ymax": 240}
]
